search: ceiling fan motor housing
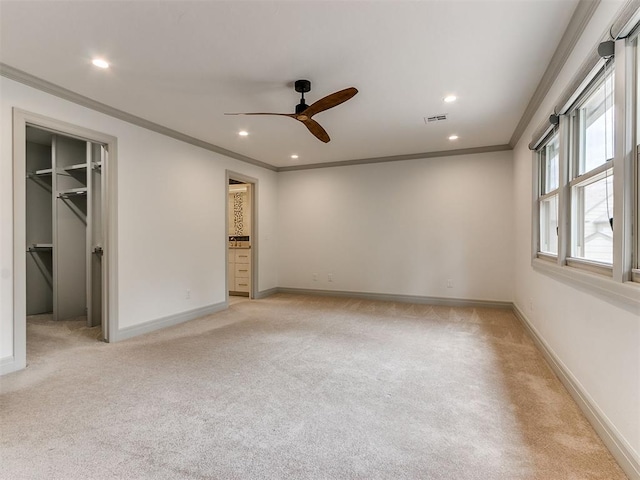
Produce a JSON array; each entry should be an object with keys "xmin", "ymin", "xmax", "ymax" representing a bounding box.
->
[{"xmin": 295, "ymin": 101, "xmax": 308, "ymax": 115}]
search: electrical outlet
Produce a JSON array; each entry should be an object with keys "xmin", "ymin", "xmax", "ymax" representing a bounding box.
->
[
  {"xmin": 328, "ymin": 273, "xmax": 333, "ymax": 282},
  {"xmin": 186, "ymin": 289, "xmax": 191, "ymax": 300},
  {"xmin": 446, "ymin": 279, "xmax": 453, "ymax": 288},
  {"xmin": 312, "ymin": 273, "xmax": 318, "ymax": 281},
  {"xmin": 529, "ymin": 298, "xmax": 534, "ymax": 313}
]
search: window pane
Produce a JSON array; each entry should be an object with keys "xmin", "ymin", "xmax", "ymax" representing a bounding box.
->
[
  {"xmin": 579, "ymin": 72, "xmax": 614, "ymax": 174},
  {"xmin": 544, "ymin": 135, "xmax": 559, "ymax": 193},
  {"xmin": 572, "ymin": 172, "xmax": 614, "ymax": 263},
  {"xmin": 540, "ymin": 194, "xmax": 558, "ymax": 255}
]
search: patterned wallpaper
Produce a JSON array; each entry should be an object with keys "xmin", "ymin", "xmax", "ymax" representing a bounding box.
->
[{"xmin": 233, "ymin": 192, "xmax": 245, "ymax": 235}]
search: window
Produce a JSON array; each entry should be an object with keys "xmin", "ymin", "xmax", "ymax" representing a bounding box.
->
[
  {"xmin": 572, "ymin": 172, "xmax": 614, "ymax": 263},
  {"xmin": 532, "ymin": 35, "xmax": 640, "ymax": 303},
  {"xmin": 537, "ymin": 133, "xmax": 559, "ymax": 256},
  {"xmin": 569, "ymin": 68, "xmax": 615, "ymax": 266},
  {"xmin": 576, "ymin": 71, "xmax": 615, "ymax": 174}
]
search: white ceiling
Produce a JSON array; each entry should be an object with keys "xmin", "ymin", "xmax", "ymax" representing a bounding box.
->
[{"xmin": 0, "ymin": 0, "xmax": 579, "ymax": 168}]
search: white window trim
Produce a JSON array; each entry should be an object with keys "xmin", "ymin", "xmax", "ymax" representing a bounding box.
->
[
  {"xmin": 537, "ymin": 252, "xmax": 558, "ymax": 263},
  {"xmin": 612, "ymin": 37, "xmax": 635, "ymax": 283},
  {"xmin": 565, "ymin": 257, "xmax": 613, "ymax": 276},
  {"xmin": 568, "ymin": 161, "xmax": 613, "ymax": 187}
]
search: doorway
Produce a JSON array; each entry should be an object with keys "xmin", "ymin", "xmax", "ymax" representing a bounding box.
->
[
  {"xmin": 25, "ymin": 126, "xmax": 104, "ymax": 326},
  {"xmin": 226, "ymin": 171, "xmax": 257, "ymax": 300},
  {"xmin": 11, "ymin": 109, "xmax": 117, "ymax": 373}
]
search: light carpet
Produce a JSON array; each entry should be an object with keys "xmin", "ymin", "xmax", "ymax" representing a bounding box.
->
[{"xmin": 0, "ymin": 293, "xmax": 627, "ymax": 479}]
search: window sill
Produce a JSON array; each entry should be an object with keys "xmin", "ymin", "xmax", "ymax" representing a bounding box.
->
[
  {"xmin": 565, "ymin": 257, "xmax": 613, "ymax": 277},
  {"xmin": 537, "ymin": 252, "xmax": 558, "ymax": 262},
  {"xmin": 532, "ymin": 258, "xmax": 640, "ymax": 310}
]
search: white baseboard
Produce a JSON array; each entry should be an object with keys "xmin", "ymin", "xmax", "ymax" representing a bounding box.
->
[
  {"xmin": 276, "ymin": 287, "xmax": 513, "ymax": 309},
  {"xmin": 111, "ymin": 301, "xmax": 228, "ymax": 342},
  {"xmin": 512, "ymin": 304, "xmax": 640, "ymax": 480},
  {"xmin": 254, "ymin": 287, "xmax": 279, "ymax": 299},
  {"xmin": 0, "ymin": 354, "xmax": 23, "ymax": 376}
]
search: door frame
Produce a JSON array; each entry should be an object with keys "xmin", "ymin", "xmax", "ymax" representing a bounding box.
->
[
  {"xmin": 225, "ymin": 170, "xmax": 258, "ymax": 301},
  {"xmin": 11, "ymin": 108, "xmax": 118, "ymax": 371}
]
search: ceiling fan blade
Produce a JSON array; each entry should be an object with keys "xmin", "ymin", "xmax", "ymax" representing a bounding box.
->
[
  {"xmin": 224, "ymin": 112, "xmax": 295, "ymax": 117},
  {"xmin": 300, "ymin": 118, "xmax": 331, "ymax": 143},
  {"xmin": 302, "ymin": 87, "xmax": 358, "ymax": 118}
]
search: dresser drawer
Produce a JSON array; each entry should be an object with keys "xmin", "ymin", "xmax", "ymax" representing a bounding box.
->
[
  {"xmin": 234, "ymin": 250, "xmax": 250, "ymax": 264},
  {"xmin": 234, "ymin": 279, "xmax": 250, "ymax": 292},
  {"xmin": 235, "ymin": 264, "xmax": 250, "ymax": 278}
]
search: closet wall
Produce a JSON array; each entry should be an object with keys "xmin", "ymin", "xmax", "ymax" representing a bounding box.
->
[{"xmin": 25, "ymin": 138, "xmax": 53, "ymax": 314}]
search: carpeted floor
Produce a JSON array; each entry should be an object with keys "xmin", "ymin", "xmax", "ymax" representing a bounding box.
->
[{"xmin": 0, "ymin": 294, "xmax": 627, "ymax": 479}]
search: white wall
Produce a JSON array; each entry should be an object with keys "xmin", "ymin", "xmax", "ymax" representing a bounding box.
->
[
  {"xmin": 512, "ymin": 0, "xmax": 640, "ymax": 466},
  {"xmin": 278, "ymin": 151, "xmax": 514, "ymax": 302},
  {"xmin": 0, "ymin": 77, "xmax": 279, "ymax": 367}
]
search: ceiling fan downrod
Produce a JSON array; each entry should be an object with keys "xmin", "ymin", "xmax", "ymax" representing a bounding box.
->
[{"xmin": 295, "ymin": 79, "xmax": 311, "ymax": 116}]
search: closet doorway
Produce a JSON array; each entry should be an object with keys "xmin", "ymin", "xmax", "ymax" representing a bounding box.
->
[
  {"xmin": 226, "ymin": 171, "xmax": 257, "ymax": 300},
  {"xmin": 26, "ymin": 126, "xmax": 104, "ymax": 325},
  {"xmin": 12, "ymin": 110, "xmax": 117, "ymax": 372}
]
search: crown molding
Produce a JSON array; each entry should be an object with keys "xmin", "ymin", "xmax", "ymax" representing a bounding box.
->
[
  {"xmin": 0, "ymin": 63, "xmax": 277, "ymax": 172},
  {"xmin": 277, "ymin": 144, "xmax": 512, "ymax": 172},
  {"xmin": 2, "ymin": 63, "xmax": 512, "ymax": 172},
  {"xmin": 509, "ymin": 0, "xmax": 601, "ymax": 148}
]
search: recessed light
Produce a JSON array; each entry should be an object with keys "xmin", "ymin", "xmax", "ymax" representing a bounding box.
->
[
  {"xmin": 238, "ymin": 131, "xmax": 249, "ymax": 137},
  {"xmin": 92, "ymin": 58, "xmax": 109, "ymax": 69},
  {"xmin": 449, "ymin": 135, "xmax": 459, "ymax": 141},
  {"xmin": 290, "ymin": 154, "xmax": 299, "ymax": 159},
  {"xmin": 444, "ymin": 95, "xmax": 457, "ymax": 103}
]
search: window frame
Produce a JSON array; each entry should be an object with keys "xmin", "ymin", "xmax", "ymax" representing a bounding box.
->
[
  {"xmin": 569, "ymin": 166, "xmax": 615, "ymax": 269},
  {"xmin": 571, "ymin": 63, "xmax": 616, "ymax": 178},
  {"xmin": 634, "ymin": 38, "xmax": 640, "ymax": 283},
  {"xmin": 531, "ymin": 37, "xmax": 639, "ymax": 308},
  {"xmin": 634, "ymin": 142, "xmax": 640, "ymax": 282},
  {"xmin": 536, "ymin": 131, "xmax": 560, "ymax": 258},
  {"xmin": 567, "ymin": 64, "xmax": 616, "ymax": 269}
]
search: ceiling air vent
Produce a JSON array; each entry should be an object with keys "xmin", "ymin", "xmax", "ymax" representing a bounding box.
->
[{"xmin": 424, "ymin": 113, "xmax": 448, "ymax": 124}]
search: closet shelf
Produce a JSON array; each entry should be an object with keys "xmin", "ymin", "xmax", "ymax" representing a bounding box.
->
[
  {"xmin": 57, "ymin": 187, "xmax": 88, "ymax": 198},
  {"xmin": 27, "ymin": 243, "xmax": 53, "ymax": 252},
  {"xmin": 27, "ymin": 168, "xmax": 53, "ymax": 178},
  {"xmin": 64, "ymin": 163, "xmax": 88, "ymax": 171}
]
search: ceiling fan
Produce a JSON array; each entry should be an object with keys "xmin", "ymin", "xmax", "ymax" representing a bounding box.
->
[{"xmin": 225, "ymin": 80, "xmax": 358, "ymax": 143}]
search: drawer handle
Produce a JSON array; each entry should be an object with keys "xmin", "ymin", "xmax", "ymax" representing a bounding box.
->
[
  {"xmin": 238, "ymin": 269, "xmax": 248, "ymax": 272},
  {"xmin": 238, "ymin": 283, "xmax": 248, "ymax": 286}
]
